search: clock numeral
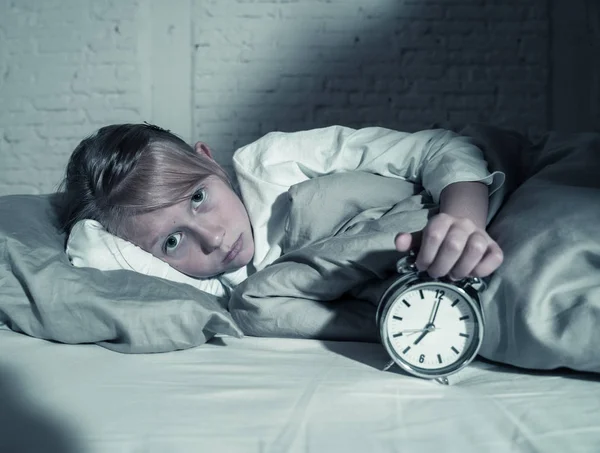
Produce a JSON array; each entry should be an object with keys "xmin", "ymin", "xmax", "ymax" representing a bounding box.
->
[
  {"xmin": 402, "ymin": 299, "xmax": 411, "ymax": 307},
  {"xmin": 437, "ymin": 354, "xmax": 442, "ymax": 364},
  {"xmin": 419, "ymin": 354, "xmax": 425, "ymax": 364},
  {"xmin": 451, "ymin": 346, "xmax": 460, "ymax": 354},
  {"xmin": 435, "ymin": 289, "xmax": 445, "ymax": 300}
]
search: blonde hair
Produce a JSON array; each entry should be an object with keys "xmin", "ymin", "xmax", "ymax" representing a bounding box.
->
[{"xmin": 59, "ymin": 123, "xmax": 230, "ymax": 238}]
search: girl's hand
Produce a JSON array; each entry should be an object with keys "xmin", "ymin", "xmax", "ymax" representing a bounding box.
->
[{"xmin": 394, "ymin": 213, "xmax": 503, "ymax": 280}]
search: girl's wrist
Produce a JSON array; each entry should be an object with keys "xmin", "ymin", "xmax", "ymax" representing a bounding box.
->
[{"xmin": 439, "ymin": 181, "xmax": 489, "ymax": 229}]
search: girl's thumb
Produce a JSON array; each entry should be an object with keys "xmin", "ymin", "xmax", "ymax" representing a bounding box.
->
[{"xmin": 394, "ymin": 233, "xmax": 413, "ymax": 252}]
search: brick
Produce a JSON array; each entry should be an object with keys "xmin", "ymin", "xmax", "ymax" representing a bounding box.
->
[
  {"xmin": 38, "ymin": 33, "xmax": 87, "ymax": 53},
  {"xmin": 395, "ymin": 95, "xmax": 437, "ymax": 109},
  {"xmin": 0, "ymin": 97, "xmax": 31, "ymax": 112},
  {"xmin": 35, "ymin": 4, "xmax": 90, "ymax": 25},
  {"xmin": 279, "ymin": 3, "xmax": 358, "ymax": 19},
  {"xmin": 91, "ymin": 1, "xmax": 137, "ymax": 21},
  {"xmin": 416, "ymin": 80, "xmax": 464, "ymax": 94},
  {"xmin": 87, "ymin": 49, "xmax": 135, "ymax": 65},
  {"xmin": 4, "ymin": 37, "xmax": 37, "ymax": 55},
  {"xmin": 31, "ymin": 95, "xmax": 76, "ymax": 111},
  {"xmin": 115, "ymin": 65, "xmax": 139, "ymax": 81},
  {"xmin": 490, "ymin": 20, "xmax": 547, "ymax": 34},
  {"xmin": 443, "ymin": 94, "xmax": 497, "ymax": 110},
  {"xmin": 396, "ymin": 109, "xmax": 441, "ymax": 126},
  {"xmin": 399, "ymin": 64, "xmax": 446, "ymax": 79},
  {"xmin": 85, "ymin": 108, "xmax": 141, "ymax": 124},
  {"xmin": 277, "ymin": 76, "xmax": 319, "ymax": 92},
  {"xmin": 36, "ymin": 124, "xmax": 97, "ymax": 140},
  {"xmin": 71, "ymin": 66, "xmax": 120, "ymax": 93},
  {"xmin": 45, "ymin": 110, "xmax": 89, "ymax": 125},
  {"xmin": 115, "ymin": 36, "xmax": 136, "ymax": 51},
  {"xmin": 203, "ymin": 3, "xmax": 280, "ymax": 19},
  {"xmin": 3, "ymin": 126, "xmax": 33, "ymax": 143},
  {"xmin": 425, "ymin": 20, "xmax": 487, "ymax": 36},
  {"xmin": 1, "ymin": 10, "xmax": 35, "ymax": 39},
  {"xmin": 394, "ymin": 5, "xmax": 445, "ymax": 20}
]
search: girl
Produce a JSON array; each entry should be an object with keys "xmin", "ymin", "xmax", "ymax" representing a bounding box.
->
[{"xmin": 60, "ymin": 123, "xmax": 505, "ymax": 296}]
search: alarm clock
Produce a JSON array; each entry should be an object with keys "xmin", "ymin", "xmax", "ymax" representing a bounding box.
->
[{"xmin": 376, "ymin": 251, "xmax": 486, "ymax": 385}]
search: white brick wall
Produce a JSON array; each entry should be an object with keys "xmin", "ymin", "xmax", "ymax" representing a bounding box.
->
[
  {"xmin": 0, "ymin": 0, "xmax": 590, "ymax": 196},
  {"xmin": 192, "ymin": 0, "xmax": 551, "ymax": 171},
  {"xmin": 589, "ymin": 0, "xmax": 600, "ymax": 131},
  {"xmin": 0, "ymin": 0, "xmax": 147, "ymax": 195},
  {"xmin": 552, "ymin": 0, "xmax": 600, "ymax": 133}
]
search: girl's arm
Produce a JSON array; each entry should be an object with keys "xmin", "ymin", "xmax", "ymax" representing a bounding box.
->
[
  {"xmin": 232, "ymin": 125, "xmax": 504, "ymax": 272},
  {"xmin": 440, "ymin": 181, "xmax": 489, "ymax": 228},
  {"xmin": 234, "ymin": 126, "xmax": 504, "ymax": 206}
]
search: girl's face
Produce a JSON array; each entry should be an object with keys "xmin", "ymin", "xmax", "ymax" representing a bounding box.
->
[{"xmin": 126, "ymin": 145, "xmax": 254, "ymax": 279}]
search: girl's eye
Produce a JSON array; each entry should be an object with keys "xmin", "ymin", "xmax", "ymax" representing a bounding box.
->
[
  {"xmin": 164, "ymin": 232, "xmax": 182, "ymax": 253},
  {"xmin": 191, "ymin": 188, "xmax": 207, "ymax": 208}
]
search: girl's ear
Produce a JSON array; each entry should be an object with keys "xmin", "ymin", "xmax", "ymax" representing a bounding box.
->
[{"xmin": 194, "ymin": 142, "xmax": 214, "ymax": 160}]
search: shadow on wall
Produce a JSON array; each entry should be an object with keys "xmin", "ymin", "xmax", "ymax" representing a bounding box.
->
[
  {"xmin": 196, "ymin": 0, "xmax": 550, "ymax": 157},
  {"xmin": 0, "ymin": 366, "xmax": 83, "ymax": 453}
]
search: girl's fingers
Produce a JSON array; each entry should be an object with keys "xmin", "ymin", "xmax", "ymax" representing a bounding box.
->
[
  {"xmin": 403, "ymin": 213, "xmax": 503, "ymax": 280},
  {"xmin": 426, "ymin": 224, "xmax": 471, "ymax": 277},
  {"xmin": 448, "ymin": 232, "xmax": 489, "ymax": 279},
  {"xmin": 394, "ymin": 233, "xmax": 413, "ymax": 252},
  {"xmin": 471, "ymin": 241, "xmax": 504, "ymax": 278},
  {"xmin": 415, "ymin": 214, "xmax": 454, "ymax": 274}
]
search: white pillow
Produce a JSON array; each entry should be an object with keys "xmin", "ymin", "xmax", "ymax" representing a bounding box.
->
[{"xmin": 66, "ymin": 219, "xmax": 228, "ymax": 298}]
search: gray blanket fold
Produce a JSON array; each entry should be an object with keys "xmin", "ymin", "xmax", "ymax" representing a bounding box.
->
[
  {"xmin": 0, "ymin": 194, "xmax": 241, "ymax": 353},
  {"xmin": 231, "ymin": 173, "xmax": 436, "ymax": 341}
]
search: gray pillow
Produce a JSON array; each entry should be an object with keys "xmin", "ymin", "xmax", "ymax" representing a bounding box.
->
[
  {"xmin": 0, "ymin": 194, "xmax": 242, "ymax": 353},
  {"xmin": 479, "ymin": 131, "xmax": 600, "ymax": 373}
]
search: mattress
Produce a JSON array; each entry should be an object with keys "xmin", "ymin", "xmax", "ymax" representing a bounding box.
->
[{"xmin": 1, "ymin": 328, "xmax": 598, "ymax": 453}]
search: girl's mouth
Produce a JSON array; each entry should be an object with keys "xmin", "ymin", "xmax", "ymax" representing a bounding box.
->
[{"xmin": 223, "ymin": 234, "xmax": 242, "ymax": 264}]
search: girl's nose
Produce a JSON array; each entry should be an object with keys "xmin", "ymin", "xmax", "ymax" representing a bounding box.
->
[{"xmin": 191, "ymin": 223, "xmax": 224, "ymax": 253}]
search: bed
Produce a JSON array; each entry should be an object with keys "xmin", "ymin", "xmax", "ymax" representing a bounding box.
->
[
  {"xmin": 1, "ymin": 124, "xmax": 599, "ymax": 452},
  {"xmin": 1, "ymin": 328, "xmax": 599, "ymax": 453}
]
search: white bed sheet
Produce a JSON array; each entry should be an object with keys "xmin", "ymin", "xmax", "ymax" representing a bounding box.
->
[{"xmin": 1, "ymin": 328, "xmax": 599, "ymax": 453}]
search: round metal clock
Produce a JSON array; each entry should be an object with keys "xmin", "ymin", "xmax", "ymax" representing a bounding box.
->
[{"xmin": 376, "ymin": 252, "xmax": 486, "ymax": 385}]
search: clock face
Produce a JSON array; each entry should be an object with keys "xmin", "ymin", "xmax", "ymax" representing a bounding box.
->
[{"xmin": 382, "ymin": 282, "xmax": 482, "ymax": 377}]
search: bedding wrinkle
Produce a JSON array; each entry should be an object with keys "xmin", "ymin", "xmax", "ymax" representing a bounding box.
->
[
  {"xmin": 4, "ymin": 238, "xmax": 51, "ymax": 332},
  {"xmin": 264, "ymin": 361, "xmax": 335, "ymax": 453},
  {"xmin": 487, "ymin": 395, "xmax": 567, "ymax": 453}
]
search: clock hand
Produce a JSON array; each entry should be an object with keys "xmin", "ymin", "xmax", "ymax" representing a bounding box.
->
[
  {"xmin": 413, "ymin": 329, "xmax": 429, "ymax": 345},
  {"xmin": 400, "ymin": 328, "xmax": 430, "ymax": 334},
  {"xmin": 427, "ymin": 298, "xmax": 442, "ymax": 326},
  {"xmin": 430, "ymin": 299, "xmax": 442, "ymax": 326},
  {"xmin": 413, "ymin": 298, "xmax": 442, "ymax": 346},
  {"xmin": 398, "ymin": 327, "xmax": 441, "ymax": 335},
  {"xmin": 411, "ymin": 323, "xmax": 441, "ymax": 344}
]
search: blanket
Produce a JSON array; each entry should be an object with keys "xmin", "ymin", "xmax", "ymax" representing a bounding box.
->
[
  {"xmin": 230, "ymin": 125, "xmax": 600, "ymax": 374},
  {"xmin": 230, "ymin": 172, "xmax": 435, "ymax": 342}
]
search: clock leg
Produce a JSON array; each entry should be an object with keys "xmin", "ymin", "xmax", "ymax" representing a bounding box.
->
[{"xmin": 383, "ymin": 360, "xmax": 396, "ymax": 371}]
